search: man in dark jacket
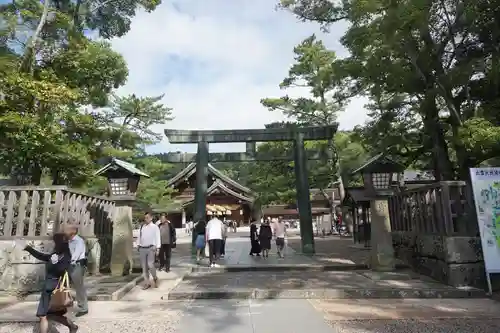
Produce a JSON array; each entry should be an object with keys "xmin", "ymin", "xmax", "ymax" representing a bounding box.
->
[{"xmin": 158, "ymin": 214, "xmax": 176, "ymax": 272}]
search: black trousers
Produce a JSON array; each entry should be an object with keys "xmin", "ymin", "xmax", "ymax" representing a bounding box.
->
[
  {"xmin": 208, "ymin": 239, "xmax": 222, "ymax": 264},
  {"xmin": 159, "ymin": 244, "xmax": 172, "ymax": 270},
  {"xmin": 220, "ymin": 238, "xmax": 226, "ymax": 255}
]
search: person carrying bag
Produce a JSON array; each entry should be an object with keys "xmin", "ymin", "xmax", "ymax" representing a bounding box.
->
[{"xmin": 20, "ymin": 233, "xmax": 79, "ymax": 333}]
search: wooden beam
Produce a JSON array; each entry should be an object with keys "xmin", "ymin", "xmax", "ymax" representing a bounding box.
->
[{"xmin": 164, "ymin": 125, "xmax": 338, "ymax": 144}]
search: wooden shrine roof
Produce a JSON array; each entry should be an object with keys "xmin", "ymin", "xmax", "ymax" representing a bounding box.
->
[
  {"xmin": 181, "ymin": 179, "xmax": 254, "ymax": 206},
  {"xmin": 166, "ymin": 163, "xmax": 252, "ymax": 194}
]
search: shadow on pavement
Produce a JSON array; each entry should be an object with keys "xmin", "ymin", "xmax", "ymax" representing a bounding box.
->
[
  {"xmin": 0, "ymin": 322, "xmax": 63, "ymax": 333},
  {"xmin": 181, "ymin": 300, "xmax": 248, "ymax": 332},
  {"xmin": 311, "ymin": 298, "xmax": 500, "ymax": 333}
]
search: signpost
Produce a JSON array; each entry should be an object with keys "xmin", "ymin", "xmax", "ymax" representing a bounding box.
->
[{"xmin": 469, "ymin": 167, "xmax": 500, "ymax": 295}]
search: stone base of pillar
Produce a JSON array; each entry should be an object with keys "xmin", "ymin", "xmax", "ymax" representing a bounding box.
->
[
  {"xmin": 301, "ymin": 243, "xmax": 315, "ymax": 255},
  {"xmin": 110, "ymin": 206, "xmax": 133, "ymax": 276},
  {"xmin": 369, "ymin": 199, "xmax": 395, "ymax": 272}
]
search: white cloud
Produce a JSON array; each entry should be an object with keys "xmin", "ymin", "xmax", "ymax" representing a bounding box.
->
[{"xmin": 111, "ymin": 0, "xmax": 369, "ymax": 153}]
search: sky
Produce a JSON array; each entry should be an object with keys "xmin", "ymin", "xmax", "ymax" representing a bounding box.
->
[{"xmin": 111, "ymin": 0, "xmax": 370, "ymax": 154}]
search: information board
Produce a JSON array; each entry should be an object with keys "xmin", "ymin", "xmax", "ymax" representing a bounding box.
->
[{"xmin": 470, "ymin": 168, "xmax": 500, "ymax": 275}]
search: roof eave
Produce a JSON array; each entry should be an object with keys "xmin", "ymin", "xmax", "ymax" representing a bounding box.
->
[
  {"xmin": 208, "ymin": 164, "xmax": 253, "ymax": 194},
  {"xmin": 166, "ymin": 163, "xmax": 196, "ymax": 187}
]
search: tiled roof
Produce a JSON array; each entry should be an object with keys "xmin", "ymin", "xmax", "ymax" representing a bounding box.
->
[
  {"xmin": 166, "ymin": 163, "xmax": 252, "ymax": 194},
  {"xmin": 182, "ymin": 179, "xmax": 254, "ymax": 206},
  {"xmin": 95, "ymin": 158, "xmax": 150, "ymax": 177}
]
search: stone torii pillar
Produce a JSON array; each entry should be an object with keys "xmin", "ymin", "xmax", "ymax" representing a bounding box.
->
[
  {"xmin": 192, "ymin": 141, "xmax": 209, "ymax": 252},
  {"xmin": 293, "ymin": 131, "xmax": 315, "ymax": 254}
]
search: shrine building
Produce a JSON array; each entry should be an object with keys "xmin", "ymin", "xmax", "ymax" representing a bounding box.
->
[{"xmin": 163, "ymin": 163, "xmax": 255, "ymax": 228}]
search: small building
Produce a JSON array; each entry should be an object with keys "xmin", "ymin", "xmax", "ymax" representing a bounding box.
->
[{"xmin": 163, "ymin": 163, "xmax": 255, "ymax": 228}]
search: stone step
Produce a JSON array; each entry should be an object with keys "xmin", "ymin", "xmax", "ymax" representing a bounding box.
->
[
  {"xmin": 21, "ymin": 274, "xmax": 143, "ymax": 301},
  {"xmin": 167, "ymin": 270, "xmax": 486, "ymax": 300},
  {"xmin": 167, "ymin": 286, "xmax": 486, "ymax": 300},
  {"xmin": 190, "ymin": 263, "xmax": 409, "ymax": 273}
]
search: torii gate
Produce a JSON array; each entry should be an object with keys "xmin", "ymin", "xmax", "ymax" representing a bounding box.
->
[{"xmin": 163, "ymin": 125, "xmax": 338, "ymax": 254}]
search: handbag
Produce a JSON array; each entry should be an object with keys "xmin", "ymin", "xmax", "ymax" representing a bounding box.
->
[
  {"xmin": 204, "ymin": 242, "xmax": 210, "ymax": 257},
  {"xmin": 48, "ymin": 271, "xmax": 74, "ymax": 312}
]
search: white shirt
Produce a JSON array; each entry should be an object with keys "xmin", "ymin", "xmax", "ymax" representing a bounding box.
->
[
  {"xmin": 138, "ymin": 222, "xmax": 161, "ymax": 249},
  {"xmin": 69, "ymin": 234, "xmax": 86, "ymax": 264},
  {"xmin": 273, "ymin": 221, "xmax": 286, "ymax": 238},
  {"xmin": 206, "ymin": 218, "xmax": 223, "ymax": 240}
]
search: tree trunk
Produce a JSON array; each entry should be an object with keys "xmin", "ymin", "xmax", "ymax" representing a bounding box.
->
[
  {"xmin": 20, "ymin": 0, "xmax": 51, "ymax": 74},
  {"xmin": 52, "ymin": 170, "xmax": 64, "ymax": 185},
  {"xmin": 421, "ymin": 96, "xmax": 454, "ymax": 180}
]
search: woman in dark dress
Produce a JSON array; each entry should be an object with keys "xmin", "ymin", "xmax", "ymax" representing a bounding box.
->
[
  {"xmin": 259, "ymin": 221, "xmax": 273, "ymax": 258},
  {"xmin": 249, "ymin": 220, "xmax": 261, "ymax": 256},
  {"xmin": 22, "ymin": 233, "xmax": 78, "ymax": 333}
]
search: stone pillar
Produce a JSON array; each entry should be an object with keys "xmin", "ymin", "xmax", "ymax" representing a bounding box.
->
[
  {"xmin": 110, "ymin": 204, "xmax": 133, "ymax": 276},
  {"xmin": 193, "ymin": 141, "xmax": 209, "ymax": 252},
  {"xmin": 293, "ymin": 131, "xmax": 315, "ymax": 255},
  {"xmin": 369, "ymin": 199, "xmax": 395, "ymax": 271},
  {"xmin": 181, "ymin": 209, "xmax": 187, "ymax": 227}
]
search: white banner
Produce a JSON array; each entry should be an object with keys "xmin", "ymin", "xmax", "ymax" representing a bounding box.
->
[{"xmin": 470, "ymin": 168, "xmax": 500, "ymax": 273}]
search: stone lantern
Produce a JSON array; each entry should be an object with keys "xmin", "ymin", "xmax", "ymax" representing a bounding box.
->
[
  {"xmin": 352, "ymin": 153, "xmax": 404, "ymax": 272},
  {"xmin": 352, "ymin": 153, "xmax": 404, "ymax": 197},
  {"xmin": 95, "ymin": 158, "xmax": 149, "ymax": 276},
  {"xmin": 95, "ymin": 158, "xmax": 150, "ymax": 200}
]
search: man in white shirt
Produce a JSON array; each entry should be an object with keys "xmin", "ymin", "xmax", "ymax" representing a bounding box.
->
[
  {"xmin": 65, "ymin": 224, "xmax": 88, "ymax": 317},
  {"xmin": 206, "ymin": 217, "xmax": 224, "ymax": 267},
  {"xmin": 272, "ymin": 217, "xmax": 287, "ymax": 258},
  {"xmin": 138, "ymin": 212, "xmax": 161, "ymax": 289}
]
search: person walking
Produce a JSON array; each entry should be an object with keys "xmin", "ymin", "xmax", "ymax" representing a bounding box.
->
[
  {"xmin": 138, "ymin": 212, "xmax": 161, "ymax": 289},
  {"xmin": 158, "ymin": 214, "xmax": 176, "ymax": 272},
  {"xmin": 220, "ymin": 221, "xmax": 228, "ymax": 258},
  {"xmin": 64, "ymin": 224, "xmax": 88, "ymax": 317},
  {"xmin": 249, "ymin": 219, "xmax": 261, "ymax": 256},
  {"xmin": 259, "ymin": 220, "xmax": 272, "ymax": 258},
  {"xmin": 272, "ymin": 218, "xmax": 287, "ymax": 258},
  {"xmin": 19, "ymin": 233, "xmax": 79, "ymax": 333},
  {"xmin": 194, "ymin": 220, "xmax": 206, "ymax": 263},
  {"xmin": 206, "ymin": 216, "xmax": 224, "ymax": 267},
  {"xmin": 188, "ymin": 220, "xmax": 194, "ymax": 235}
]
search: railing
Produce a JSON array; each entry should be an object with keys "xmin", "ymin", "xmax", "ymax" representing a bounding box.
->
[
  {"xmin": 0, "ymin": 186, "xmax": 115, "ymax": 239},
  {"xmin": 388, "ymin": 181, "xmax": 477, "ymax": 236}
]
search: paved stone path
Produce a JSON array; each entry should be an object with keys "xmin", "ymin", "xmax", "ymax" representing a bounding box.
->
[
  {"xmin": 168, "ymin": 237, "xmax": 483, "ymax": 299},
  {"xmin": 1, "ymin": 236, "xmax": 499, "ymax": 332}
]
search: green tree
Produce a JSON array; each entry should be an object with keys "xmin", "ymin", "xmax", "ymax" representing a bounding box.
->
[
  {"xmin": 261, "ymin": 35, "xmax": 350, "ymax": 220},
  {"xmin": 132, "ymin": 156, "xmax": 178, "ymax": 211},
  {"xmin": 105, "ymin": 94, "xmax": 173, "ymax": 153},
  {"xmin": 280, "ymin": 0, "xmax": 500, "ymax": 181},
  {"xmin": 0, "ymin": 0, "xmax": 168, "ymax": 186}
]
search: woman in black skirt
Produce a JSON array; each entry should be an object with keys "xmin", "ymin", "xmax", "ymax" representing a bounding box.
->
[
  {"xmin": 259, "ymin": 220, "xmax": 273, "ymax": 258},
  {"xmin": 249, "ymin": 219, "xmax": 261, "ymax": 256},
  {"xmin": 22, "ymin": 233, "xmax": 78, "ymax": 333}
]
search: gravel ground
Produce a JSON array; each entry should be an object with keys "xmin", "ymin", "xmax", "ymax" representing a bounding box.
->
[
  {"xmin": 0, "ymin": 319, "xmax": 182, "ymax": 333},
  {"xmin": 327, "ymin": 318, "xmax": 500, "ymax": 333},
  {"xmin": 0, "ymin": 302, "xmax": 185, "ymax": 333}
]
